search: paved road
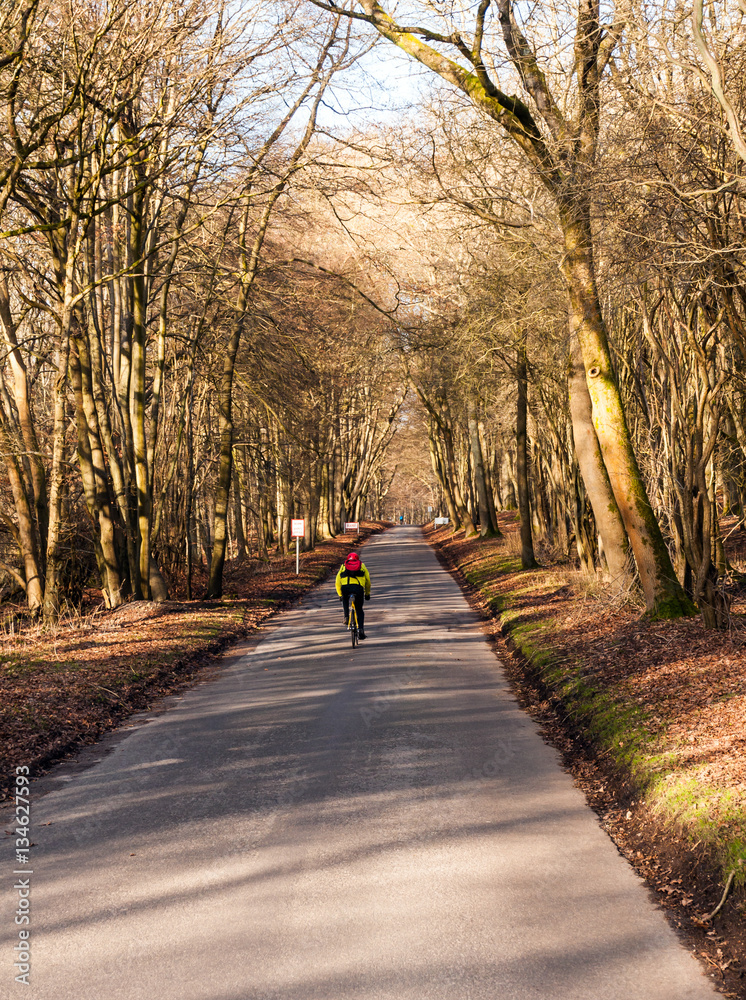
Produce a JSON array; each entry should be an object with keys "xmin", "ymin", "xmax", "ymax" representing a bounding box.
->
[{"xmin": 1, "ymin": 528, "xmax": 716, "ymax": 999}]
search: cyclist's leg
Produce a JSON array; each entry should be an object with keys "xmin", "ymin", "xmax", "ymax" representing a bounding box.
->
[
  {"xmin": 341, "ymin": 586, "xmax": 351, "ymax": 625},
  {"xmin": 353, "ymin": 587, "xmax": 365, "ymax": 635}
]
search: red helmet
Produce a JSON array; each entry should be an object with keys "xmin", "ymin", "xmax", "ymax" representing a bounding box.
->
[{"xmin": 345, "ymin": 552, "xmax": 361, "ymax": 572}]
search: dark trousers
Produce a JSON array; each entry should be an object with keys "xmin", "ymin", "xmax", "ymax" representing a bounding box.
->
[{"xmin": 341, "ymin": 583, "xmax": 365, "ymax": 631}]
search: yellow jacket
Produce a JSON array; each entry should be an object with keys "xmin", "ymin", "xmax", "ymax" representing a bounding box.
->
[{"xmin": 336, "ymin": 562, "xmax": 370, "ymax": 597}]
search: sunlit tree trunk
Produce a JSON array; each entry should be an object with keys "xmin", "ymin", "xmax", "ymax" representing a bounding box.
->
[
  {"xmin": 478, "ymin": 419, "xmax": 501, "ymax": 535},
  {"xmin": 567, "ymin": 325, "xmax": 629, "ymax": 584},
  {"xmin": 128, "ymin": 173, "xmax": 158, "ymax": 599},
  {"xmin": 561, "ymin": 204, "xmax": 693, "ymax": 615},
  {"xmin": 70, "ymin": 325, "xmax": 123, "ymax": 607},
  {"xmin": 232, "ymin": 455, "xmax": 247, "ymax": 562},
  {"xmin": 0, "ymin": 413, "xmax": 43, "ymax": 611},
  {"xmin": 111, "ymin": 182, "xmax": 140, "ymax": 597},
  {"xmin": 427, "ymin": 419, "xmax": 459, "ymax": 528},
  {"xmin": 333, "ymin": 421, "xmax": 344, "ymax": 532},
  {"xmin": 207, "ymin": 313, "xmax": 245, "ymax": 594},
  {"xmin": 43, "ymin": 300, "xmax": 73, "ymax": 620},
  {"xmin": 0, "ymin": 276, "xmax": 48, "ymax": 554}
]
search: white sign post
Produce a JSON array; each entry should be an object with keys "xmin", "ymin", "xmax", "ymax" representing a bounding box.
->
[
  {"xmin": 344, "ymin": 521, "xmax": 359, "ymax": 534},
  {"xmin": 291, "ymin": 519, "xmax": 305, "ymax": 575}
]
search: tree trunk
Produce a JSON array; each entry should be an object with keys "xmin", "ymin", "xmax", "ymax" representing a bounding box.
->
[
  {"xmin": 70, "ymin": 335, "xmax": 123, "ymax": 608},
  {"xmin": 561, "ymin": 204, "xmax": 694, "ymax": 617},
  {"xmin": 0, "ymin": 414, "xmax": 43, "ymax": 611},
  {"xmin": 0, "ymin": 275, "xmax": 48, "ymax": 555},
  {"xmin": 185, "ymin": 389, "xmax": 194, "ymax": 600},
  {"xmin": 428, "ymin": 420, "xmax": 460, "ymax": 529},
  {"xmin": 333, "ymin": 421, "xmax": 344, "ymax": 533},
  {"xmin": 206, "ymin": 320, "xmax": 243, "ymax": 597},
  {"xmin": 516, "ymin": 346, "xmax": 538, "ymax": 569},
  {"xmin": 478, "ymin": 419, "xmax": 501, "ymax": 534},
  {"xmin": 233, "ymin": 451, "xmax": 248, "ymax": 562},
  {"xmin": 468, "ymin": 400, "xmax": 497, "ymax": 537},
  {"xmin": 318, "ymin": 460, "xmax": 334, "ymax": 538},
  {"xmin": 570, "ymin": 452, "xmax": 597, "ymax": 576},
  {"xmin": 43, "ymin": 314, "xmax": 72, "ymax": 620},
  {"xmin": 442, "ymin": 420, "xmax": 476, "ymax": 536},
  {"xmin": 129, "ymin": 180, "xmax": 155, "ymax": 600},
  {"xmin": 567, "ymin": 324, "xmax": 630, "ymax": 586}
]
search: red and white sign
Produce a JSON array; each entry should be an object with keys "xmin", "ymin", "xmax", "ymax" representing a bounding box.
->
[
  {"xmin": 344, "ymin": 521, "xmax": 360, "ymax": 533},
  {"xmin": 291, "ymin": 519, "xmax": 305, "ymax": 538}
]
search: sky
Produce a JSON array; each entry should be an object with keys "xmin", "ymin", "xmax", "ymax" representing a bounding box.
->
[{"xmin": 316, "ymin": 36, "xmax": 430, "ymax": 129}]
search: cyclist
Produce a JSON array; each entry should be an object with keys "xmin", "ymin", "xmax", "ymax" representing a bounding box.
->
[{"xmin": 336, "ymin": 551, "xmax": 371, "ymax": 639}]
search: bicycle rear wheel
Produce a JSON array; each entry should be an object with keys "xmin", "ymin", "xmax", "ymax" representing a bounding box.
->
[{"xmin": 349, "ymin": 606, "xmax": 358, "ymax": 648}]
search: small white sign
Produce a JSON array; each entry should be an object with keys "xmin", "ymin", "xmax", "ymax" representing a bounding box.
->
[
  {"xmin": 434, "ymin": 517, "xmax": 449, "ymax": 526},
  {"xmin": 344, "ymin": 521, "xmax": 360, "ymax": 533},
  {"xmin": 291, "ymin": 519, "xmax": 305, "ymax": 538},
  {"xmin": 428, "ymin": 506, "xmax": 433, "ymax": 512}
]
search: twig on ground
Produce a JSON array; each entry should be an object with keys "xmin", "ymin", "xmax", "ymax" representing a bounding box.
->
[
  {"xmin": 696, "ymin": 870, "xmax": 736, "ymax": 924},
  {"xmin": 91, "ymin": 684, "xmax": 123, "ymax": 702}
]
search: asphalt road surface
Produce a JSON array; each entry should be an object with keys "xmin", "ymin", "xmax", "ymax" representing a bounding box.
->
[{"xmin": 1, "ymin": 527, "xmax": 717, "ymax": 999}]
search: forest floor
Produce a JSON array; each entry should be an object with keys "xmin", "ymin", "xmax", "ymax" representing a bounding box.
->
[
  {"xmin": 426, "ymin": 514, "xmax": 746, "ymax": 999},
  {"xmin": 0, "ymin": 521, "xmax": 388, "ymax": 801}
]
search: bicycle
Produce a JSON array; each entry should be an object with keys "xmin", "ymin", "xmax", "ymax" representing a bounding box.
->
[{"xmin": 347, "ymin": 600, "xmax": 359, "ymax": 648}]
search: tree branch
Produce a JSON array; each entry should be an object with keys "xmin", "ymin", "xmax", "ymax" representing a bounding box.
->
[
  {"xmin": 311, "ymin": 1, "xmax": 562, "ymax": 188},
  {"xmin": 691, "ymin": 0, "xmax": 746, "ymax": 163},
  {"xmin": 497, "ymin": 0, "xmax": 566, "ymax": 145}
]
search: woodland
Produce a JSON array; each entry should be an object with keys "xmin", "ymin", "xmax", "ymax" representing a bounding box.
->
[{"xmin": 0, "ymin": 0, "xmax": 745, "ymax": 633}]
